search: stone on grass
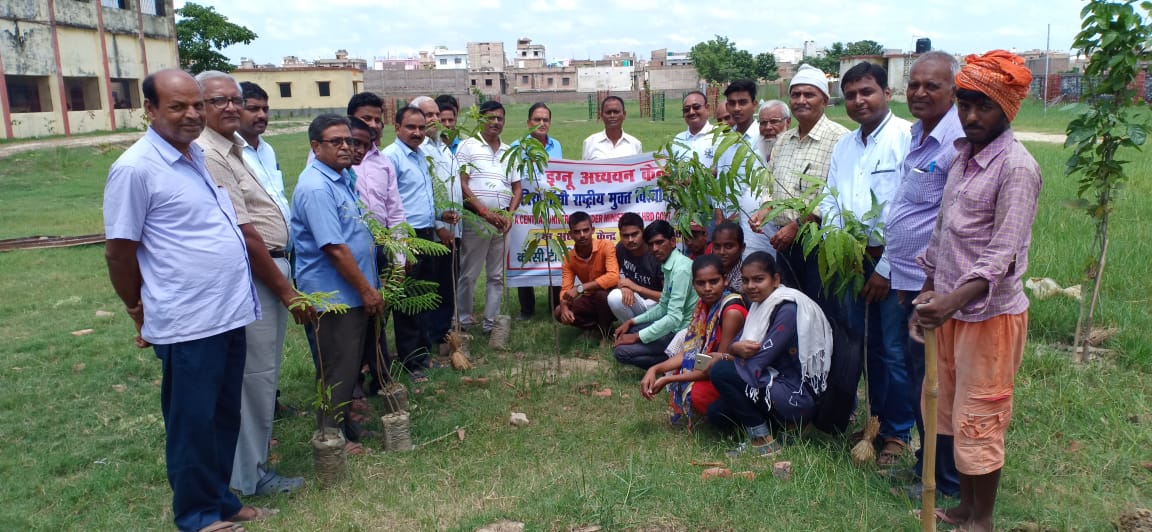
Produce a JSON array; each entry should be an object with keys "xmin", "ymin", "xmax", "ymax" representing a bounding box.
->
[
  {"xmin": 773, "ymin": 461, "xmax": 792, "ymax": 480},
  {"xmin": 509, "ymin": 412, "xmax": 529, "ymax": 427},
  {"xmin": 71, "ymin": 329, "xmax": 95, "ymax": 336},
  {"xmin": 95, "ymin": 310, "xmax": 116, "ymax": 318},
  {"xmin": 701, "ymin": 467, "xmax": 731, "ymax": 480}
]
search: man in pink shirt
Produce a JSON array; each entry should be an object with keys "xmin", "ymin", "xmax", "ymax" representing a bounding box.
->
[{"xmin": 910, "ymin": 50, "xmax": 1040, "ymax": 532}]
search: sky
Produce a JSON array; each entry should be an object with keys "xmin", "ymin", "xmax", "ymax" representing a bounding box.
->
[{"xmin": 175, "ymin": 0, "xmax": 1089, "ymax": 65}]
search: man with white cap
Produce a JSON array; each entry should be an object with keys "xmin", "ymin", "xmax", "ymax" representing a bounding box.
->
[{"xmin": 751, "ymin": 64, "xmax": 849, "ymax": 299}]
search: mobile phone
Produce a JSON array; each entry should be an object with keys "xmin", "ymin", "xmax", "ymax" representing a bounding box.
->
[{"xmin": 693, "ymin": 353, "xmax": 715, "ymax": 372}]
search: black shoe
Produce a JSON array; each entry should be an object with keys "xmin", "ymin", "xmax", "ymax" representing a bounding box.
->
[{"xmin": 516, "ymin": 313, "xmax": 532, "ymax": 321}]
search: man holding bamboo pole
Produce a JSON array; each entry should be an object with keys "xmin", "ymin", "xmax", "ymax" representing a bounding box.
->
[{"xmin": 910, "ymin": 50, "xmax": 1041, "ymax": 532}]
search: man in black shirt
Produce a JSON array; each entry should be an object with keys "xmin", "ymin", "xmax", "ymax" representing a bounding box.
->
[{"xmin": 607, "ymin": 213, "xmax": 663, "ymax": 322}]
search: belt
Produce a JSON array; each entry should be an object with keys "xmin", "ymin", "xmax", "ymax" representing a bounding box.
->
[
  {"xmin": 269, "ymin": 248, "xmax": 287, "ymax": 259},
  {"xmin": 413, "ymin": 227, "xmax": 436, "ymax": 239},
  {"xmin": 865, "ymin": 245, "xmax": 884, "ymax": 259}
]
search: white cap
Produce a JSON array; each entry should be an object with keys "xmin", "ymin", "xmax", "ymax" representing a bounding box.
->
[{"xmin": 790, "ymin": 64, "xmax": 830, "ymax": 98}]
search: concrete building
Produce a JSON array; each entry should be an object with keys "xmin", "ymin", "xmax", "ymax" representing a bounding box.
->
[
  {"xmin": 469, "ymin": 71, "xmax": 506, "ymax": 97},
  {"xmin": 511, "ymin": 66, "xmax": 576, "ymax": 93},
  {"xmin": 577, "ymin": 66, "xmax": 633, "ymax": 92},
  {"xmin": 468, "ymin": 41, "xmax": 506, "ymax": 72},
  {"xmin": 514, "ymin": 37, "xmax": 546, "ymax": 69},
  {"xmin": 1, "ymin": 0, "xmax": 179, "ymax": 138},
  {"xmin": 315, "ymin": 49, "xmax": 367, "ymax": 71},
  {"xmin": 432, "ymin": 46, "xmax": 468, "ymax": 70},
  {"xmin": 374, "ymin": 57, "xmax": 420, "ymax": 71},
  {"xmin": 232, "ymin": 65, "xmax": 365, "ymax": 119}
]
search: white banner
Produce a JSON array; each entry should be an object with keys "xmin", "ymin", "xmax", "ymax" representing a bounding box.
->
[{"xmin": 505, "ymin": 153, "xmax": 668, "ymax": 288}]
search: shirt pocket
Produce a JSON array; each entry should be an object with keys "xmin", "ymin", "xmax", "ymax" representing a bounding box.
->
[{"xmin": 900, "ymin": 170, "xmax": 946, "ymax": 205}]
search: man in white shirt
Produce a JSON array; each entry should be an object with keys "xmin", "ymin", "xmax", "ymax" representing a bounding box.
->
[
  {"xmin": 457, "ymin": 101, "xmax": 522, "ymax": 333},
  {"xmin": 670, "ymin": 90, "xmax": 715, "ymax": 164},
  {"xmin": 819, "ymin": 61, "xmax": 914, "ymax": 464},
  {"xmin": 756, "ymin": 99, "xmax": 791, "ymax": 164},
  {"xmin": 582, "ymin": 95, "xmax": 642, "ymax": 160},
  {"xmin": 716, "ymin": 79, "xmax": 771, "ymax": 257}
]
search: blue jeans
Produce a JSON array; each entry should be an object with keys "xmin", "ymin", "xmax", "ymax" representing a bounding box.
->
[
  {"xmin": 899, "ymin": 290, "xmax": 961, "ymax": 496},
  {"xmin": 154, "ymin": 328, "xmax": 247, "ymax": 531},
  {"xmin": 842, "ymin": 262, "xmax": 915, "ymax": 442}
]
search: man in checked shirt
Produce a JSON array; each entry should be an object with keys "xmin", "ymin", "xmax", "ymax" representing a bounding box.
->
[{"xmin": 910, "ymin": 50, "xmax": 1040, "ymax": 532}]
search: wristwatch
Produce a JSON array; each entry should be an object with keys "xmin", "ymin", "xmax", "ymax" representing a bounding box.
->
[{"xmin": 576, "ymin": 283, "xmax": 585, "ymax": 295}]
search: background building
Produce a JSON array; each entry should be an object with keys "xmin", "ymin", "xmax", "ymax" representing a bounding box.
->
[
  {"xmin": 233, "ymin": 52, "xmax": 365, "ymax": 119},
  {"xmin": 1, "ymin": 0, "xmax": 179, "ymax": 139}
]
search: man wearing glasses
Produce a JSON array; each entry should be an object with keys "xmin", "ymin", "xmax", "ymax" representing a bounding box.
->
[
  {"xmin": 756, "ymin": 100, "xmax": 791, "ymax": 164},
  {"xmin": 194, "ymin": 71, "xmax": 312, "ymax": 499},
  {"xmin": 671, "ymin": 91, "xmax": 715, "ymax": 165},
  {"xmin": 292, "ymin": 114, "xmax": 384, "ymax": 452}
]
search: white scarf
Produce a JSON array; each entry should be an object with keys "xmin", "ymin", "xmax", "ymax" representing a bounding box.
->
[{"xmin": 739, "ymin": 286, "xmax": 833, "ymax": 393}]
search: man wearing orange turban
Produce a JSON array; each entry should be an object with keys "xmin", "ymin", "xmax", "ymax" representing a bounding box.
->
[{"xmin": 909, "ymin": 49, "xmax": 1042, "ymax": 531}]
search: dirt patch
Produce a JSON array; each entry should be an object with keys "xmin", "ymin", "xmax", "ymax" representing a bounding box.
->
[{"xmin": 505, "ymin": 357, "xmax": 604, "ymax": 378}]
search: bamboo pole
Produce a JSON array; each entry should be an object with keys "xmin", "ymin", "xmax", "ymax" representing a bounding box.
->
[{"xmin": 922, "ymin": 327, "xmax": 939, "ymax": 532}]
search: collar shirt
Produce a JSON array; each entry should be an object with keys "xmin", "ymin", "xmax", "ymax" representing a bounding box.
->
[
  {"xmin": 561, "ymin": 239, "xmax": 621, "ymax": 293},
  {"xmin": 632, "ymin": 249, "xmax": 700, "ymax": 344},
  {"xmin": 383, "ymin": 138, "xmax": 438, "ymax": 229},
  {"xmin": 290, "ymin": 159, "xmax": 379, "ymax": 308},
  {"xmin": 198, "ymin": 128, "xmax": 289, "ymax": 250},
  {"xmin": 671, "ymin": 121, "xmax": 717, "ymax": 165},
  {"xmin": 456, "ymin": 136, "xmax": 521, "ymax": 210},
  {"xmin": 879, "ymin": 107, "xmax": 963, "ymax": 289},
  {"xmin": 103, "ymin": 128, "xmax": 258, "ymax": 344},
  {"xmin": 717, "ymin": 125, "xmax": 773, "ymax": 255},
  {"xmin": 819, "ymin": 112, "xmax": 912, "ymax": 249},
  {"xmin": 509, "ymin": 135, "xmax": 564, "ymax": 160},
  {"xmin": 422, "ymin": 135, "xmax": 462, "ymax": 238},
  {"xmin": 582, "ymin": 130, "xmax": 642, "ymax": 160},
  {"xmin": 768, "ymin": 115, "xmax": 851, "ymax": 225},
  {"xmin": 354, "ymin": 143, "xmax": 407, "ymax": 229},
  {"xmin": 241, "ymin": 136, "xmax": 291, "ymax": 223},
  {"xmin": 918, "ymin": 130, "xmax": 1042, "ymax": 321}
]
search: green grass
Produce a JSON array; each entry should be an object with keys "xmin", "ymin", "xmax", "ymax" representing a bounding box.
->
[{"xmin": 1, "ymin": 103, "xmax": 1150, "ymax": 530}]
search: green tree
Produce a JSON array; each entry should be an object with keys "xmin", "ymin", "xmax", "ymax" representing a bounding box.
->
[
  {"xmin": 754, "ymin": 52, "xmax": 780, "ymax": 81},
  {"xmin": 798, "ymin": 40, "xmax": 885, "ymax": 78},
  {"xmin": 1065, "ymin": 0, "xmax": 1152, "ymax": 361},
  {"xmin": 690, "ymin": 35, "xmax": 757, "ymax": 84},
  {"xmin": 175, "ymin": 3, "xmax": 258, "ymax": 74}
]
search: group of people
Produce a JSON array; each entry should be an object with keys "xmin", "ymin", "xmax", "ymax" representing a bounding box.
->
[{"xmin": 103, "ymin": 45, "xmax": 1040, "ymax": 531}]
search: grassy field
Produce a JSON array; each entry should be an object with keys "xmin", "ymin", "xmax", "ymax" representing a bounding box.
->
[{"xmin": 1, "ymin": 100, "xmax": 1150, "ymax": 530}]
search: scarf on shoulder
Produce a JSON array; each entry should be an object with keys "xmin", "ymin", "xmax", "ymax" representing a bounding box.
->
[{"xmin": 737, "ymin": 286, "xmax": 833, "ymax": 393}]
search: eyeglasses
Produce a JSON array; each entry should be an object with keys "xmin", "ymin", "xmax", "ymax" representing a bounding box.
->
[
  {"xmin": 681, "ymin": 103, "xmax": 704, "ymax": 114},
  {"xmin": 760, "ymin": 118, "xmax": 789, "ymax": 125},
  {"xmin": 319, "ymin": 137, "xmax": 363, "ymax": 148},
  {"xmin": 204, "ymin": 96, "xmax": 244, "ymax": 109}
]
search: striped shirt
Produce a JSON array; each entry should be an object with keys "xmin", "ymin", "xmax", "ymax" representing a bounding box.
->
[
  {"xmin": 918, "ymin": 129, "xmax": 1042, "ymax": 321},
  {"xmin": 878, "ymin": 107, "xmax": 963, "ymax": 289},
  {"xmin": 457, "ymin": 136, "xmax": 520, "ymax": 210}
]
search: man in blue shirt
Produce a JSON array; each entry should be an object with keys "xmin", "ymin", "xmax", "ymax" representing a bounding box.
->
[
  {"xmin": 292, "ymin": 114, "xmax": 384, "ymax": 447},
  {"xmin": 513, "ymin": 102, "xmax": 564, "ymax": 321},
  {"xmin": 104, "ymin": 69, "xmax": 263, "ymax": 532},
  {"xmin": 383, "ymin": 107, "xmax": 443, "ymax": 381}
]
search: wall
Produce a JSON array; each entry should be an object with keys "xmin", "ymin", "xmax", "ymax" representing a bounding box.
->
[
  {"xmin": 645, "ymin": 67, "xmax": 699, "ymax": 91},
  {"xmin": 577, "ymin": 66, "xmax": 634, "ymax": 92},
  {"xmin": 364, "ymin": 69, "xmax": 468, "ymax": 96}
]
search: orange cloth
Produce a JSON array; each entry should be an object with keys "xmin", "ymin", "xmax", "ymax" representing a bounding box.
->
[
  {"xmin": 560, "ymin": 238, "xmax": 620, "ymax": 293},
  {"xmin": 928, "ymin": 312, "xmax": 1028, "ymax": 476},
  {"xmin": 955, "ymin": 50, "xmax": 1033, "ymax": 121}
]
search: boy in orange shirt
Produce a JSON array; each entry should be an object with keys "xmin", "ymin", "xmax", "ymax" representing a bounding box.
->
[{"xmin": 554, "ymin": 211, "xmax": 619, "ymax": 337}]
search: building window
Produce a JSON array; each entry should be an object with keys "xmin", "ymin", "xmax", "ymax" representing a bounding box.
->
[
  {"xmin": 140, "ymin": 0, "xmax": 164, "ymax": 15},
  {"xmin": 110, "ymin": 78, "xmax": 141, "ymax": 109},
  {"xmin": 484, "ymin": 79, "xmax": 492, "ymax": 87},
  {"xmin": 533, "ymin": 51, "xmax": 540, "ymax": 57},
  {"xmin": 454, "ymin": 57, "xmax": 462, "ymax": 64},
  {"xmin": 439, "ymin": 58, "xmax": 447, "ymax": 65},
  {"xmin": 471, "ymin": 79, "xmax": 477, "ymax": 86},
  {"xmin": 521, "ymin": 75, "xmax": 529, "ymax": 84},
  {"xmin": 5, "ymin": 75, "xmax": 53, "ymax": 113},
  {"xmin": 278, "ymin": 82, "xmax": 292, "ymax": 98},
  {"xmin": 317, "ymin": 81, "xmax": 331, "ymax": 97},
  {"xmin": 547, "ymin": 77, "xmax": 554, "ymax": 87},
  {"xmin": 64, "ymin": 77, "xmax": 103, "ymax": 111},
  {"xmin": 562, "ymin": 77, "xmax": 571, "ymax": 86},
  {"xmin": 101, "ymin": 0, "xmax": 129, "ymax": 8}
]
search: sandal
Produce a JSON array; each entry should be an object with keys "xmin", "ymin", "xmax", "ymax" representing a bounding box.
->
[
  {"xmin": 199, "ymin": 522, "xmax": 245, "ymax": 532},
  {"xmin": 228, "ymin": 506, "xmax": 278, "ymax": 523},
  {"xmin": 425, "ymin": 359, "xmax": 447, "ymax": 370},
  {"xmin": 410, "ymin": 370, "xmax": 430, "ymax": 384},
  {"xmin": 726, "ymin": 438, "xmax": 783, "ymax": 458},
  {"xmin": 878, "ymin": 438, "xmax": 907, "ymax": 466},
  {"xmin": 910, "ymin": 507, "xmax": 963, "ymax": 526}
]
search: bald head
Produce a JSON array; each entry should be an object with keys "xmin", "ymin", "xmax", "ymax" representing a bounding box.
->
[{"xmin": 143, "ymin": 69, "xmax": 205, "ymax": 154}]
